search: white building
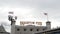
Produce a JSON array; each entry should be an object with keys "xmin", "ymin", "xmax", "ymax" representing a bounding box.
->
[
  {"xmin": 15, "ymin": 25, "xmax": 47, "ymax": 34},
  {"xmin": 11, "ymin": 21, "xmax": 51, "ymax": 34}
]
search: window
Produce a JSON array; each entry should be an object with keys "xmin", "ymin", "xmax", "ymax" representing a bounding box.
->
[
  {"xmin": 43, "ymin": 28, "xmax": 45, "ymax": 31},
  {"xmin": 36, "ymin": 29, "xmax": 39, "ymax": 31},
  {"xmin": 24, "ymin": 29, "xmax": 26, "ymax": 31},
  {"xmin": 30, "ymin": 29, "xmax": 33, "ymax": 31},
  {"xmin": 17, "ymin": 28, "xmax": 20, "ymax": 31}
]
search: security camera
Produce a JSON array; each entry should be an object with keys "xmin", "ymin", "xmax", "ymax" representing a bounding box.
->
[
  {"xmin": 15, "ymin": 16, "xmax": 17, "ymax": 20},
  {"xmin": 8, "ymin": 15, "xmax": 13, "ymax": 21}
]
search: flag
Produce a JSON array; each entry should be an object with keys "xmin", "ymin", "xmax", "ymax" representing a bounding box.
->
[
  {"xmin": 44, "ymin": 13, "xmax": 48, "ymax": 15},
  {"xmin": 44, "ymin": 13, "xmax": 49, "ymax": 21},
  {"xmin": 9, "ymin": 12, "xmax": 14, "ymax": 14}
]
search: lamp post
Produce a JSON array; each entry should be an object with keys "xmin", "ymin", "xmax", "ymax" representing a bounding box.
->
[{"xmin": 8, "ymin": 12, "xmax": 17, "ymax": 34}]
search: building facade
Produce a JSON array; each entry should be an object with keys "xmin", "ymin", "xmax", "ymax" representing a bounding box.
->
[
  {"xmin": 15, "ymin": 25, "xmax": 47, "ymax": 34},
  {"xmin": 11, "ymin": 21, "xmax": 51, "ymax": 34}
]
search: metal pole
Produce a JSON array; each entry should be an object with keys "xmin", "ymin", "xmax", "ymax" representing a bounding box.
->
[
  {"xmin": 8, "ymin": 12, "xmax": 17, "ymax": 34},
  {"xmin": 47, "ymin": 13, "xmax": 49, "ymax": 21}
]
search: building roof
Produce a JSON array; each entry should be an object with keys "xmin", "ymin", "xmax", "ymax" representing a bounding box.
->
[
  {"xmin": 35, "ymin": 27, "xmax": 60, "ymax": 34},
  {"xmin": 0, "ymin": 25, "xmax": 10, "ymax": 34},
  {"xmin": 0, "ymin": 25, "xmax": 6, "ymax": 32}
]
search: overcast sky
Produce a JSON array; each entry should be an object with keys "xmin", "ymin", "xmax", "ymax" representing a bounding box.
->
[{"xmin": 0, "ymin": 0, "xmax": 60, "ymax": 32}]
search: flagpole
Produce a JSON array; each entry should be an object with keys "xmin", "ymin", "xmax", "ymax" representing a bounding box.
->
[
  {"xmin": 47, "ymin": 13, "xmax": 48, "ymax": 21},
  {"xmin": 44, "ymin": 13, "xmax": 49, "ymax": 21}
]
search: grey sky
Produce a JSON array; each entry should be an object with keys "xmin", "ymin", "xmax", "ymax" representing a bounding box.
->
[{"xmin": 0, "ymin": 0, "xmax": 60, "ymax": 32}]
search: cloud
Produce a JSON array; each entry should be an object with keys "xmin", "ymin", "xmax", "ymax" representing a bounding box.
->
[{"xmin": 0, "ymin": 0, "xmax": 60, "ymax": 32}]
